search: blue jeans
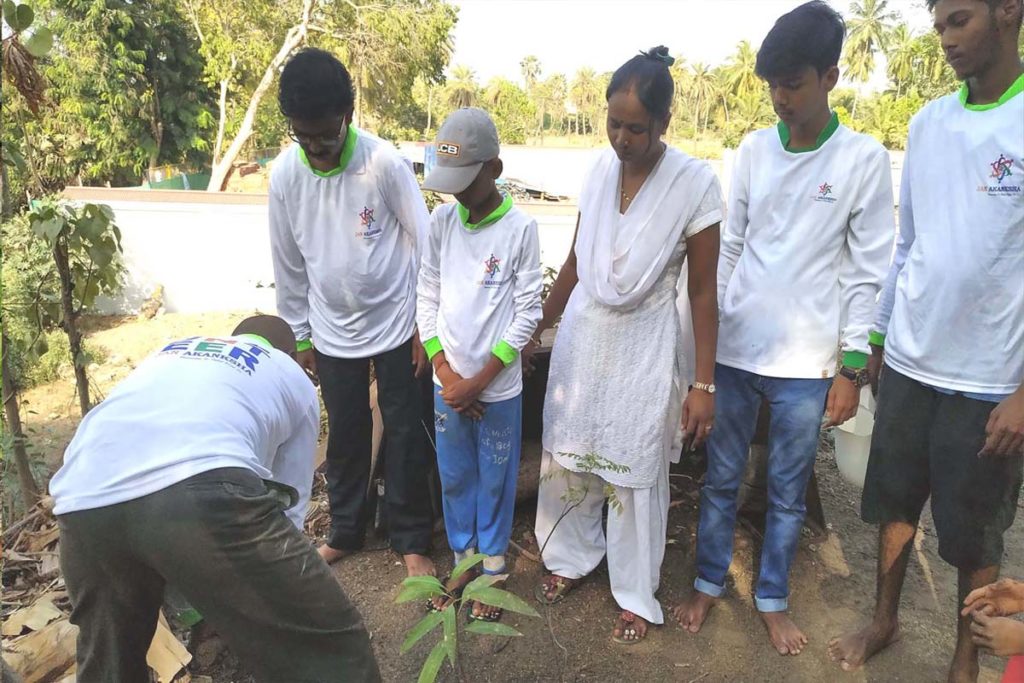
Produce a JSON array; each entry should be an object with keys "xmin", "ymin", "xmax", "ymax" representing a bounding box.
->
[
  {"xmin": 694, "ymin": 363, "xmax": 830, "ymax": 612},
  {"xmin": 433, "ymin": 388, "xmax": 522, "ymax": 574}
]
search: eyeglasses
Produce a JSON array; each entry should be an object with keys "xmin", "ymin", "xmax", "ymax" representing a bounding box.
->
[{"xmin": 287, "ymin": 126, "xmax": 345, "ymax": 147}]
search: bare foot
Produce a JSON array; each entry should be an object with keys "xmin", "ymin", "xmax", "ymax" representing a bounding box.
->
[
  {"xmin": 828, "ymin": 619, "xmax": 900, "ymax": 671},
  {"xmin": 612, "ymin": 610, "xmax": 648, "ymax": 643},
  {"xmin": 672, "ymin": 591, "xmax": 716, "ymax": 634},
  {"xmin": 429, "ymin": 570, "xmax": 479, "ymax": 612},
  {"xmin": 318, "ymin": 544, "xmax": 352, "ymax": 565},
  {"xmin": 760, "ymin": 611, "xmax": 807, "ymax": 655},
  {"xmin": 471, "ymin": 579, "xmax": 506, "ymax": 621},
  {"xmin": 404, "ymin": 553, "xmax": 436, "ymax": 578}
]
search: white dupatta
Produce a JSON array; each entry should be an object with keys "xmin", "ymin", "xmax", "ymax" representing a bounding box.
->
[{"xmin": 575, "ymin": 146, "xmax": 717, "ymax": 309}]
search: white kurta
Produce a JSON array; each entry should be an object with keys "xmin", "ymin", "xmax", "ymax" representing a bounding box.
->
[
  {"xmin": 536, "ymin": 146, "xmax": 722, "ymax": 622},
  {"xmin": 542, "ymin": 150, "xmax": 723, "ymax": 489}
]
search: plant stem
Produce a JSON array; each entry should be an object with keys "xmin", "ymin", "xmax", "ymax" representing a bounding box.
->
[
  {"xmin": 53, "ymin": 235, "xmax": 90, "ymax": 416},
  {"xmin": 1, "ymin": 329, "xmax": 41, "ymax": 509}
]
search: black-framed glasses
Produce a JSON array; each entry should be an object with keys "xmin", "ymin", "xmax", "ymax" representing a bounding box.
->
[{"xmin": 288, "ymin": 126, "xmax": 345, "ymax": 147}]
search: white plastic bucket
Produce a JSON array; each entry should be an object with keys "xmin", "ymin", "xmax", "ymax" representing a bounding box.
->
[{"xmin": 834, "ymin": 387, "xmax": 875, "ymax": 489}]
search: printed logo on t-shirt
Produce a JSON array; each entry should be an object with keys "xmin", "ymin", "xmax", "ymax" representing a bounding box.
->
[
  {"xmin": 479, "ymin": 253, "xmax": 503, "ymax": 288},
  {"xmin": 159, "ymin": 337, "xmax": 268, "ymax": 376},
  {"xmin": 813, "ymin": 182, "xmax": 837, "ymax": 204},
  {"xmin": 979, "ymin": 154, "xmax": 1022, "ymax": 196},
  {"xmin": 355, "ymin": 205, "xmax": 382, "ymax": 239}
]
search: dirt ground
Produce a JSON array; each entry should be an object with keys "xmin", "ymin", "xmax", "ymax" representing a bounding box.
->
[{"xmin": 17, "ymin": 312, "xmax": 1022, "ymax": 683}]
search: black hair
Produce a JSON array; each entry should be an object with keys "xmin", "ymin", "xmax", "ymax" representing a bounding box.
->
[
  {"xmin": 278, "ymin": 48, "xmax": 355, "ymax": 120},
  {"xmin": 755, "ymin": 1, "xmax": 846, "ymax": 79},
  {"xmin": 605, "ymin": 45, "xmax": 676, "ymax": 121},
  {"xmin": 925, "ymin": 0, "xmax": 1024, "ymax": 28},
  {"xmin": 232, "ymin": 315, "xmax": 296, "ymax": 354}
]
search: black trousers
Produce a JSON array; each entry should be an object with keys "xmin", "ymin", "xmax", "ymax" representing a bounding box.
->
[
  {"xmin": 59, "ymin": 468, "xmax": 381, "ymax": 683},
  {"xmin": 316, "ymin": 336, "xmax": 433, "ymax": 554}
]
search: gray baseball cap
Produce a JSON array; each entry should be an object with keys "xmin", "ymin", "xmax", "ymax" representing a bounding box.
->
[{"xmin": 422, "ymin": 107, "xmax": 500, "ymax": 194}]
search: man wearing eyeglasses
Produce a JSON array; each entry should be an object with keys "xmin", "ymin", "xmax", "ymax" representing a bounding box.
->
[{"xmin": 269, "ymin": 48, "xmax": 435, "ymax": 579}]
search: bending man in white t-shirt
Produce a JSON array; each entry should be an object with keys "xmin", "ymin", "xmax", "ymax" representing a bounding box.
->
[
  {"xmin": 49, "ymin": 315, "xmax": 380, "ymax": 683},
  {"xmin": 269, "ymin": 48, "xmax": 435, "ymax": 576}
]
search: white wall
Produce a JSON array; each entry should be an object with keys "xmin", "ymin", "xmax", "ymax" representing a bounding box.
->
[{"xmin": 66, "ymin": 188, "xmax": 578, "ymax": 315}]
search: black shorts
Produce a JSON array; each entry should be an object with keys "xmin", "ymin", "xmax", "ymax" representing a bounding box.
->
[{"xmin": 861, "ymin": 365, "xmax": 1022, "ymax": 569}]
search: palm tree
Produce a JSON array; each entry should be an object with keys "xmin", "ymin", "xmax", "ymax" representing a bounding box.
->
[
  {"xmin": 886, "ymin": 23, "xmax": 916, "ymax": 97},
  {"xmin": 570, "ymin": 67, "xmax": 598, "ymax": 136},
  {"xmin": 689, "ymin": 62, "xmax": 717, "ymax": 138},
  {"xmin": 446, "ymin": 65, "xmax": 478, "ymax": 109},
  {"xmin": 520, "ymin": 55, "xmax": 541, "ymax": 92},
  {"xmin": 724, "ymin": 41, "xmax": 760, "ymax": 99},
  {"xmin": 844, "ymin": 0, "xmax": 899, "ymax": 84}
]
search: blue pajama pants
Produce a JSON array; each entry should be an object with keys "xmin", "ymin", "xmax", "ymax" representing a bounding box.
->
[{"xmin": 433, "ymin": 387, "xmax": 522, "ymax": 575}]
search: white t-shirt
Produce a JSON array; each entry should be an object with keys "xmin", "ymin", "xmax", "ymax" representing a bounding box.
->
[
  {"xmin": 49, "ymin": 335, "xmax": 319, "ymax": 529},
  {"xmin": 269, "ymin": 128, "xmax": 430, "ymax": 358},
  {"xmin": 717, "ymin": 120, "xmax": 895, "ymax": 379},
  {"xmin": 417, "ymin": 199, "xmax": 543, "ymax": 402},
  {"xmin": 874, "ymin": 79, "xmax": 1024, "ymax": 395}
]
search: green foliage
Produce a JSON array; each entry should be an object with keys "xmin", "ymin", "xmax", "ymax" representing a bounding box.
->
[
  {"xmin": 25, "ymin": 328, "xmax": 107, "ymax": 386},
  {"xmin": 396, "ymin": 553, "xmax": 538, "ymax": 683},
  {"xmin": 2, "ymin": 201, "xmax": 122, "ymax": 390},
  {"xmin": 482, "ymin": 78, "xmax": 535, "ymax": 145},
  {"xmin": 540, "ymin": 451, "xmax": 631, "ymax": 519},
  {"xmin": 4, "ymin": 0, "xmax": 215, "ymax": 193}
]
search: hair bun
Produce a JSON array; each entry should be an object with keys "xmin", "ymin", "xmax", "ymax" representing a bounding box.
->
[{"xmin": 642, "ymin": 46, "xmax": 675, "ymax": 67}]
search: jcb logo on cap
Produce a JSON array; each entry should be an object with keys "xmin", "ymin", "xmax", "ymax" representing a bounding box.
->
[{"xmin": 437, "ymin": 142, "xmax": 460, "ymax": 157}]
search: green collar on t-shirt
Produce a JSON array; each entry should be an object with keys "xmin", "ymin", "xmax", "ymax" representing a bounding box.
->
[
  {"xmin": 777, "ymin": 111, "xmax": 840, "ymax": 153},
  {"xmin": 298, "ymin": 125, "xmax": 359, "ymax": 178},
  {"xmin": 959, "ymin": 72, "xmax": 1024, "ymax": 112},
  {"xmin": 237, "ymin": 334, "xmax": 272, "ymax": 351},
  {"xmin": 457, "ymin": 194, "xmax": 513, "ymax": 230}
]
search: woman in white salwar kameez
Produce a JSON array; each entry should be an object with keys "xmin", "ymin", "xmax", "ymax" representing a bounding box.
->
[{"xmin": 527, "ymin": 47, "xmax": 722, "ymax": 644}]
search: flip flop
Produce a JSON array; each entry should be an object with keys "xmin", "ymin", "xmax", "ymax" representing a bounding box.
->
[
  {"xmin": 469, "ymin": 579, "xmax": 506, "ymax": 622},
  {"xmin": 612, "ymin": 610, "xmax": 646, "ymax": 645},
  {"xmin": 534, "ymin": 575, "xmax": 578, "ymax": 605},
  {"xmin": 425, "ymin": 575, "xmax": 462, "ymax": 613}
]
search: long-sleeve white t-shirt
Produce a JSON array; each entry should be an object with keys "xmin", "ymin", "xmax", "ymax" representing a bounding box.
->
[
  {"xmin": 873, "ymin": 78, "xmax": 1024, "ymax": 395},
  {"xmin": 49, "ymin": 334, "xmax": 320, "ymax": 529},
  {"xmin": 269, "ymin": 127, "xmax": 430, "ymax": 359},
  {"xmin": 717, "ymin": 117, "xmax": 895, "ymax": 378},
  {"xmin": 416, "ymin": 197, "xmax": 543, "ymax": 402}
]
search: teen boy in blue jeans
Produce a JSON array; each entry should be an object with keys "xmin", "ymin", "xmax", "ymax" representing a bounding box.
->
[{"xmin": 673, "ymin": 1, "xmax": 894, "ymax": 656}]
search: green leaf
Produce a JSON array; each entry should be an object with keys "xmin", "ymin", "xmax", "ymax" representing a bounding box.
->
[
  {"xmin": 33, "ymin": 336, "xmax": 48, "ymax": 356},
  {"xmin": 460, "ymin": 573, "xmax": 501, "ymax": 600},
  {"xmin": 395, "ymin": 575, "xmax": 445, "ymax": 604},
  {"xmin": 86, "ymin": 244, "xmax": 113, "ymax": 269},
  {"xmin": 97, "ymin": 204, "xmax": 115, "ymax": 221},
  {"xmin": 2, "ymin": 144, "xmax": 26, "ymax": 173},
  {"xmin": 461, "ymin": 587, "xmax": 539, "ymax": 617},
  {"xmin": 14, "ymin": 3, "xmax": 32, "ymax": 31},
  {"xmin": 465, "ymin": 620, "xmax": 523, "ymax": 638},
  {"xmin": 417, "ymin": 640, "xmax": 447, "ymax": 683},
  {"xmin": 400, "ymin": 610, "xmax": 443, "ymax": 654},
  {"xmin": 2, "ymin": 0, "xmax": 16, "ymax": 28},
  {"xmin": 441, "ymin": 603, "xmax": 456, "ymax": 668},
  {"xmin": 450, "ymin": 552, "xmax": 486, "ymax": 581},
  {"xmin": 32, "ymin": 217, "xmax": 64, "ymax": 242},
  {"xmin": 24, "ymin": 27, "xmax": 52, "ymax": 58}
]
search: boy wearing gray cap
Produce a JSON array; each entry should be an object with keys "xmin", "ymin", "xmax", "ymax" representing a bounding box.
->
[{"xmin": 416, "ymin": 108, "xmax": 543, "ymax": 621}]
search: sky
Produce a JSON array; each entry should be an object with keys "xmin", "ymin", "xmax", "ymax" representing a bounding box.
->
[{"xmin": 448, "ymin": 0, "xmax": 935, "ymax": 91}]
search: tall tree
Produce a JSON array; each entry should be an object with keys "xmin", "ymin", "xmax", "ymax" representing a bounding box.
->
[
  {"xmin": 483, "ymin": 77, "xmax": 535, "ymax": 144},
  {"xmin": 886, "ymin": 23, "xmax": 916, "ymax": 97},
  {"xmin": 8, "ymin": 0, "xmax": 215, "ymax": 190},
  {"xmin": 843, "ymin": 0, "xmax": 898, "ymax": 85},
  {"xmin": 724, "ymin": 40, "xmax": 760, "ymax": 99},
  {"xmin": 446, "ymin": 64, "xmax": 479, "ymax": 109},
  {"xmin": 689, "ymin": 62, "xmax": 717, "ymax": 138},
  {"xmin": 520, "ymin": 55, "xmax": 541, "ymax": 92},
  {"xmin": 570, "ymin": 67, "xmax": 599, "ymax": 137}
]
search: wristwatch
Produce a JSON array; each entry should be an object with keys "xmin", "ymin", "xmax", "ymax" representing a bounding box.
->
[
  {"xmin": 839, "ymin": 365, "xmax": 869, "ymax": 388},
  {"xmin": 693, "ymin": 381, "xmax": 716, "ymax": 394}
]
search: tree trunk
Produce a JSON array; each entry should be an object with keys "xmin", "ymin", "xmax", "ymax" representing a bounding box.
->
[
  {"xmin": 53, "ymin": 239, "xmax": 90, "ymax": 416},
  {"xmin": 2, "ymin": 330, "xmax": 41, "ymax": 508},
  {"xmin": 148, "ymin": 73, "xmax": 164, "ymax": 173},
  {"xmin": 425, "ymin": 87, "xmax": 433, "ymax": 138},
  {"xmin": 207, "ymin": 0, "xmax": 314, "ymax": 192},
  {"xmin": 213, "ymin": 59, "xmax": 236, "ymax": 168},
  {"xmin": 0, "ymin": 151, "xmax": 11, "ymax": 221}
]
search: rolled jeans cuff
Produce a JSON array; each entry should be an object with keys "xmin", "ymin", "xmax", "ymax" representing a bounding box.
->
[
  {"xmin": 694, "ymin": 576, "xmax": 725, "ymax": 599},
  {"xmin": 755, "ymin": 595, "xmax": 789, "ymax": 613}
]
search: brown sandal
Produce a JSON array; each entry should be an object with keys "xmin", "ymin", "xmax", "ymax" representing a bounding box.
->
[{"xmin": 533, "ymin": 574, "xmax": 579, "ymax": 605}]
